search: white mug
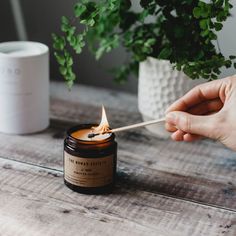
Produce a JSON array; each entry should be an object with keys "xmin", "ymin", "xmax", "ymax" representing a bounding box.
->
[{"xmin": 0, "ymin": 41, "xmax": 49, "ymax": 134}]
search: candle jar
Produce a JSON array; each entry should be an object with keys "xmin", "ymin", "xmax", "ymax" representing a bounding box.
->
[{"xmin": 64, "ymin": 124, "xmax": 117, "ymax": 194}]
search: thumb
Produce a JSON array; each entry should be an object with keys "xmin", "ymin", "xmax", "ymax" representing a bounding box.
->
[{"xmin": 166, "ymin": 111, "xmax": 219, "ymax": 139}]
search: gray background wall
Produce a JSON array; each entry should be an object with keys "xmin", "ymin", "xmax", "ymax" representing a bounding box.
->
[{"xmin": 0, "ymin": 0, "xmax": 235, "ymax": 94}]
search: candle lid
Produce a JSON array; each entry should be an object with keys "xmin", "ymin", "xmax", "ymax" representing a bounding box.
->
[{"xmin": 0, "ymin": 41, "xmax": 48, "ymax": 58}]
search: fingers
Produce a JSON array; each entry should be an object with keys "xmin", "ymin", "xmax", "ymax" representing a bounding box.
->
[
  {"xmin": 166, "ymin": 79, "xmax": 225, "ymax": 113},
  {"xmin": 187, "ymin": 98, "xmax": 223, "ymax": 115},
  {"xmin": 166, "ymin": 98, "xmax": 223, "ymax": 134},
  {"xmin": 171, "ymin": 130, "xmax": 185, "ymax": 141},
  {"xmin": 165, "ymin": 79, "xmax": 228, "ymax": 142},
  {"xmin": 171, "ymin": 131, "xmax": 202, "ymax": 142},
  {"xmin": 166, "ymin": 111, "xmax": 219, "ymax": 139},
  {"xmin": 165, "ymin": 122, "xmax": 177, "ymax": 132},
  {"xmin": 183, "ymin": 133, "xmax": 203, "ymax": 142}
]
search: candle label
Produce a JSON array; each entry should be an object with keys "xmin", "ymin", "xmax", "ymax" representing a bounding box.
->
[{"xmin": 64, "ymin": 152, "xmax": 114, "ymax": 187}]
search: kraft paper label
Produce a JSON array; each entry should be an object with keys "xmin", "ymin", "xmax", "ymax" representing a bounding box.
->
[{"xmin": 64, "ymin": 152, "xmax": 113, "ymax": 187}]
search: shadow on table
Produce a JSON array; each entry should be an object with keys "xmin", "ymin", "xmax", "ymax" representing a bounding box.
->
[{"xmin": 115, "ymin": 167, "xmax": 236, "ymax": 210}]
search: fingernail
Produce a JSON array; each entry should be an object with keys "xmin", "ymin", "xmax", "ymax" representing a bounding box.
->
[{"xmin": 166, "ymin": 113, "xmax": 176, "ymax": 124}]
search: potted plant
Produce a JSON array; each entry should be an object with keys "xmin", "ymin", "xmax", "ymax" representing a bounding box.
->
[{"xmin": 52, "ymin": 0, "xmax": 236, "ymax": 137}]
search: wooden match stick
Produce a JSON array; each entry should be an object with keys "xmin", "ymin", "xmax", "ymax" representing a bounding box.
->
[{"xmin": 88, "ymin": 118, "xmax": 165, "ymax": 138}]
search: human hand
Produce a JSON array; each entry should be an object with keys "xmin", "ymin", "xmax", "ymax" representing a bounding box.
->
[{"xmin": 165, "ymin": 76, "xmax": 236, "ymax": 151}]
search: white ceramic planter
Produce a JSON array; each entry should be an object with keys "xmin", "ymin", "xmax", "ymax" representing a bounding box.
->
[
  {"xmin": 138, "ymin": 57, "xmax": 203, "ymax": 138},
  {"xmin": 0, "ymin": 41, "xmax": 49, "ymax": 134}
]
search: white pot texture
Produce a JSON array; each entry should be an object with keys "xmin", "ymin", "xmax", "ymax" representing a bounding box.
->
[{"xmin": 138, "ymin": 57, "xmax": 204, "ymax": 138}]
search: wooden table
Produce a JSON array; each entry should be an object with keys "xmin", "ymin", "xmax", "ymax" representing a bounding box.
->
[{"xmin": 0, "ymin": 82, "xmax": 235, "ymax": 236}]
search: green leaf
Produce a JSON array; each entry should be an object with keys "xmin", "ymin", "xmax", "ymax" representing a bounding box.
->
[
  {"xmin": 193, "ymin": 7, "xmax": 201, "ymax": 18},
  {"xmin": 80, "ymin": 41, "xmax": 85, "ymax": 47},
  {"xmin": 225, "ymin": 60, "xmax": 231, "ymax": 68},
  {"xmin": 51, "ymin": 33, "xmax": 57, "ymax": 41},
  {"xmin": 52, "ymin": 0, "xmax": 235, "ymax": 87},
  {"xmin": 218, "ymin": 6, "xmax": 230, "ymax": 20},
  {"xmin": 120, "ymin": 12, "xmax": 138, "ymax": 31},
  {"xmin": 200, "ymin": 29, "xmax": 209, "ymax": 37},
  {"xmin": 87, "ymin": 18, "xmax": 95, "ymax": 26},
  {"xmin": 139, "ymin": 10, "xmax": 149, "ymax": 22},
  {"xmin": 59, "ymin": 66, "xmax": 67, "ymax": 75},
  {"xmin": 80, "ymin": 19, "xmax": 86, "ymax": 24},
  {"xmin": 208, "ymin": 31, "xmax": 217, "ymax": 40},
  {"xmin": 200, "ymin": 19, "xmax": 209, "ymax": 30},
  {"xmin": 53, "ymin": 42, "xmax": 64, "ymax": 51},
  {"xmin": 67, "ymin": 57, "xmax": 73, "ymax": 66},
  {"xmin": 229, "ymin": 55, "xmax": 236, "ymax": 60},
  {"xmin": 69, "ymin": 36, "xmax": 77, "ymax": 46},
  {"xmin": 196, "ymin": 50, "xmax": 204, "ymax": 60},
  {"xmin": 74, "ymin": 4, "xmax": 87, "ymax": 17},
  {"xmin": 215, "ymin": 0, "xmax": 224, "ymax": 7},
  {"xmin": 67, "ymin": 70, "xmax": 76, "ymax": 81},
  {"xmin": 61, "ymin": 24, "xmax": 69, "ymax": 32},
  {"xmin": 68, "ymin": 27, "xmax": 76, "ymax": 35},
  {"xmin": 120, "ymin": 0, "xmax": 131, "ymax": 11},
  {"xmin": 158, "ymin": 47, "xmax": 172, "ymax": 59},
  {"xmin": 95, "ymin": 35, "xmax": 119, "ymax": 60},
  {"xmin": 173, "ymin": 25, "xmax": 185, "ymax": 38},
  {"xmin": 109, "ymin": 0, "xmax": 117, "ymax": 10},
  {"xmin": 61, "ymin": 16, "xmax": 69, "ymax": 24},
  {"xmin": 211, "ymin": 73, "xmax": 218, "ymax": 80},
  {"xmin": 145, "ymin": 38, "xmax": 156, "ymax": 46},
  {"xmin": 75, "ymin": 46, "xmax": 82, "ymax": 54},
  {"xmin": 214, "ymin": 22, "xmax": 223, "ymax": 31},
  {"xmin": 66, "ymin": 80, "xmax": 74, "ymax": 89},
  {"xmin": 234, "ymin": 63, "xmax": 236, "ymax": 69},
  {"xmin": 95, "ymin": 47, "xmax": 105, "ymax": 60},
  {"xmin": 54, "ymin": 52, "xmax": 65, "ymax": 66}
]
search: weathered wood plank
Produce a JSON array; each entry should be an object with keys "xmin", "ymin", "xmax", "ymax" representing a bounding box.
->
[
  {"xmin": 50, "ymin": 81, "xmax": 139, "ymax": 113},
  {"xmin": 0, "ymin": 82, "xmax": 235, "ymax": 211},
  {"xmin": 0, "ymin": 158, "xmax": 235, "ymax": 236}
]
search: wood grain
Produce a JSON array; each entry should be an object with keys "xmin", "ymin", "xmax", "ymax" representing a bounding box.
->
[
  {"xmin": 0, "ymin": 158, "xmax": 235, "ymax": 236},
  {"xmin": 0, "ymin": 83, "xmax": 235, "ymax": 211},
  {"xmin": 0, "ymin": 82, "xmax": 236, "ymax": 235}
]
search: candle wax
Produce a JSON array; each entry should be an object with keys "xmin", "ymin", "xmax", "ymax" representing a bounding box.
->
[{"xmin": 71, "ymin": 128, "xmax": 111, "ymax": 141}]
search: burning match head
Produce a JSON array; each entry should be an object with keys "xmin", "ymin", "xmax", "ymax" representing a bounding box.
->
[
  {"xmin": 87, "ymin": 131, "xmax": 112, "ymax": 139},
  {"xmin": 88, "ymin": 133, "xmax": 99, "ymax": 138}
]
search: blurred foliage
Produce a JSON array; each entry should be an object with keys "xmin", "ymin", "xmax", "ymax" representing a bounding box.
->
[{"xmin": 52, "ymin": 0, "xmax": 236, "ymax": 88}]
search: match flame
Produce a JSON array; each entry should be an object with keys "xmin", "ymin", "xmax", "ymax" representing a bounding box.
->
[{"xmin": 92, "ymin": 105, "xmax": 110, "ymax": 134}]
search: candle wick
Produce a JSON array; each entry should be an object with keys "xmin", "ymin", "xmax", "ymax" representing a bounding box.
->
[
  {"xmin": 88, "ymin": 131, "xmax": 111, "ymax": 138},
  {"xmin": 88, "ymin": 133, "xmax": 99, "ymax": 138}
]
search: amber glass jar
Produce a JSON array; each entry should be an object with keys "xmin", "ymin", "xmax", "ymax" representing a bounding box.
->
[{"xmin": 64, "ymin": 124, "xmax": 117, "ymax": 194}]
